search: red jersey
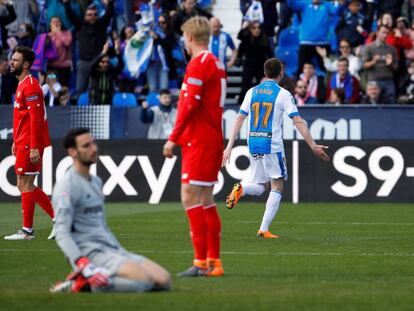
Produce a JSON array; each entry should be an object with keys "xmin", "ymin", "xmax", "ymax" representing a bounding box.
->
[
  {"xmin": 13, "ymin": 75, "xmax": 50, "ymax": 149},
  {"xmin": 169, "ymin": 51, "xmax": 226, "ymax": 149}
]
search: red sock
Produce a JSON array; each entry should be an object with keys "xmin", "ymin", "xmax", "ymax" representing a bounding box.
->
[
  {"xmin": 204, "ymin": 204, "xmax": 221, "ymax": 259},
  {"xmin": 33, "ymin": 187, "xmax": 54, "ymax": 219},
  {"xmin": 186, "ymin": 205, "xmax": 207, "ymax": 262},
  {"xmin": 21, "ymin": 191, "xmax": 35, "ymax": 229}
]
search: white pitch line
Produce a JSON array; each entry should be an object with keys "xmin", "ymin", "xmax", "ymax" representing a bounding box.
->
[
  {"xmin": 117, "ymin": 219, "xmax": 414, "ymax": 226},
  {"xmin": 1, "ymin": 248, "xmax": 414, "ymax": 257},
  {"xmin": 220, "ymin": 251, "xmax": 414, "ymax": 257},
  {"xmin": 236, "ymin": 221, "xmax": 414, "ymax": 226}
]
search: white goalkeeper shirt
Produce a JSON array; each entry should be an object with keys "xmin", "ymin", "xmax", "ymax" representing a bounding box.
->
[{"xmin": 52, "ymin": 166, "xmax": 124, "ymax": 269}]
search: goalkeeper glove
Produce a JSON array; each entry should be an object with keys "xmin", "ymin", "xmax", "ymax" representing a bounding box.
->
[{"xmin": 75, "ymin": 256, "xmax": 109, "ymax": 288}]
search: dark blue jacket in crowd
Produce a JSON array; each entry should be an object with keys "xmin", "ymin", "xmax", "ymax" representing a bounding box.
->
[{"xmin": 336, "ymin": 11, "xmax": 367, "ymax": 47}]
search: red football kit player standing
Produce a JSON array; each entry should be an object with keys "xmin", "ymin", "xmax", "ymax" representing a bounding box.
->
[
  {"xmin": 4, "ymin": 46, "xmax": 55, "ymax": 241},
  {"xmin": 163, "ymin": 17, "xmax": 226, "ymax": 277}
]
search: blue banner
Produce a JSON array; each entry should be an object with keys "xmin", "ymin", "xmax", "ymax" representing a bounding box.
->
[
  {"xmin": 298, "ymin": 105, "xmax": 414, "ymax": 140},
  {"xmin": 1, "ymin": 105, "xmax": 413, "ymax": 141}
]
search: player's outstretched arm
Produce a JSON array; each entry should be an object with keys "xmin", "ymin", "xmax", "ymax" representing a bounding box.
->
[
  {"xmin": 292, "ymin": 116, "xmax": 330, "ymax": 162},
  {"xmin": 222, "ymin": 113, "xmax": 246, "ymax": 167}
]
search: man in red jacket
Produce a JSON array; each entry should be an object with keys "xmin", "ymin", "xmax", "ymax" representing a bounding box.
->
[
  {"xmin": 163, "ymin": 17, "xmax": 226, "ymax": 277},
  {"xmin": 4, "ymin": 46, "xmax": 55, "ymax": 241}
]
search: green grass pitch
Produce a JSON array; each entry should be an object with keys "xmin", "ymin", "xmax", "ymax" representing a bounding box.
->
[{"xmin": 1, "ymin": 202, "xmax": 413, "ymax": 311}]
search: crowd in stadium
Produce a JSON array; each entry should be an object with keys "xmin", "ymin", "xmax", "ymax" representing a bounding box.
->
[{"xmin": 1, "ymin": 0, "xmax": 414, "ymax": 108}]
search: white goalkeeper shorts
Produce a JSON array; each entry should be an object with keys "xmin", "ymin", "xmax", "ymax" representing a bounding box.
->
[
  {"xmin": 248, "ymin": 151, "xmax": 288, "ymax": 184},
  {"xmin": 89, "ymin": 246, "xmax": 147, "ymax": 276}
]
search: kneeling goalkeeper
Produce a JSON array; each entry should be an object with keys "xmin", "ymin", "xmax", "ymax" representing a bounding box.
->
[{"xmin": 50, "ymin": 128, "xmax": 171, "ymax": 293}]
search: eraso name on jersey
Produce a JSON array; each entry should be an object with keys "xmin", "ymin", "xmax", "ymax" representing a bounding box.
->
[{"xmin": 255, "ymin": 88, "xmax": 273, "ymax": 95}]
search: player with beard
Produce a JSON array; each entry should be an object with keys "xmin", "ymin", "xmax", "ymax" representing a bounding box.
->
[
  {"xmin": 4, "ymin": 46, "xmax": 55, "ymax": 241},
  {"xmin": 50, "ymin": 128, "xmax": 171, "ymax": 293}
]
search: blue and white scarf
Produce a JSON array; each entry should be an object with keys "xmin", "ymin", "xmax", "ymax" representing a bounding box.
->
[
  {"xmin": 122, "ymin": 3, "xmax": 155, "ymax": 78},
  {"xmin": 330, "ymin": 72, "xmax": 353, "ymax": 100},
  {"xmin": 244, "ymin": 0, "xmax": 264, "ymax": 23}
]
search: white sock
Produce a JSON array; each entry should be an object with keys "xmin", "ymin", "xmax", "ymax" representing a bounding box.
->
[
  {"xmin": 259, "ymin": 191, "xmax": 282, "ymax": 232},
  {"xmin": 240, "ymin": 181, "xmax": 265, "ymax": 196},
  {"xmin": 22, "ymin": 227, "xmax": 33, "ymax": 233}
]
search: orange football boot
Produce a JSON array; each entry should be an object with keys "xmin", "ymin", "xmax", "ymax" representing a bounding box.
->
[
  {"xmin": 226, "ymin": 183, "xmax": 243, "ymax": 209},
  {"xmin": 257, "ymin": 230, "xmax": 279, "ymax": 239},
  {"xmin": 207, "ymin": 258, "xmax": 224, "ymax": 277}
]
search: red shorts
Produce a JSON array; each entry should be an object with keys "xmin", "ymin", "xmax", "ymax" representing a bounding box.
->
[
  {"xmin": 14, "ymin": 147, "xmax": 44, "ymax": 175},
  {"xmin": 181, "ymin": 145, "xmax": 222, "ymax": 186}
]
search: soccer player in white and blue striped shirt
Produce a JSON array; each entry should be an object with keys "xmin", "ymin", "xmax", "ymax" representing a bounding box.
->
[{"xmin": 223, "ymin": 58, "xmax": 330, "ymax": 239}]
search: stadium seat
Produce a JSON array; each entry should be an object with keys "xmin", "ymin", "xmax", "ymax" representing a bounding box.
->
[
  {"xmin": 77, "ymin": 92, "xmax": 89, "ymax": 106},
  {"xmin": 276, "ymin": 46, "xmax": 298, "ymax": 77},
  {"xmin": 146, "ymin": 92, "xmax": 160, "ymax": 107},
  {"xmin": 292, "ymin": 13, "xmax": 301, "ymax": 29},
  {"xmin": 278, "ymin": 27, "xmax": 299, "ymax": 48},
  {"xmin": 169, "ymin": 79, "xmax": 179, "ymax": 89},
  {"xmin": 197, "ymin": 0, "xmax": 212, "ymax": 9},
  {"xmin": 112, "ymin": 92, "xmax": 137, "ymax": 107}
]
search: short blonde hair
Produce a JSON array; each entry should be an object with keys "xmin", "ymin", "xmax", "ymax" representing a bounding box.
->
[{"xmin": 181, "ymin": 16, "xmax": 211, "ymax": 44}]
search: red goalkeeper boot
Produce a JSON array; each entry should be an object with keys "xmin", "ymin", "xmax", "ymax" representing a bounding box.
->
[{"xmin": 50, "ymin": 271, "xmax": 90, "ymax": 293}]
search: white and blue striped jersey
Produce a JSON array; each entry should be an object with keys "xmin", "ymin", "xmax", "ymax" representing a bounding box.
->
[
  {"xmin": 208, "ymin": 31, "xmax": 235, "ymax": 68},
  {"xmin": 240, "ymin": 80, "xmax": 299, "ymax": 154}
]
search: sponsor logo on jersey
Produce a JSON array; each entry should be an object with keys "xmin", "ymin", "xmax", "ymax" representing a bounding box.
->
[
  {"xmin": 14, "ymin": 102, "xmax": 20, "ymax": 108},
  {"xmin": 187, "ymin": 77, "xmax": 203, "ymax": 86},
  {"xmin": 26, "ymin": 95, "xmax": 39, "ymax": 102},
  {"xmin": 249, "ymin": 131, "xmax": 272, "ymax": 138},
  {"xmin": 84, "ymin": 205, "xmax": 103, "ymax": 215}
]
